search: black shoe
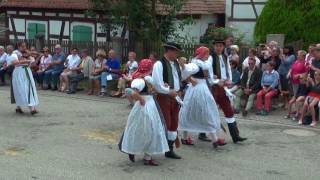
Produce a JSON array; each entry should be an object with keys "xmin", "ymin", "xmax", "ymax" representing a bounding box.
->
[
  {"xmin": 165, "ymin": 140, "xmax": 181, "ymax": 159},
  {"xmin": 67, "ymin": 90, "xmax": 76, "ymax": 94},
  {"xmin": 227, "ymin": 122, "xmax": 247, "ymax": 144},
  {"xmin": 128, "ymin": 154, "xmax": 135, "ymax": 162},
  {"xmin": 16, "ymin": 108, "xmax": 24, "ymax": 114},
  {"xmin": 198, "ymin": 133, "xmax": 211, "ymax": 142}
]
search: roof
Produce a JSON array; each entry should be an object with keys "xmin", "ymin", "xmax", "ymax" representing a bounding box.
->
[
  {"xmin": 0, "ymin": 0, "xmax": 91, "ymax": 10},
  {"xmin": 0, "ymin": 0, "xmax": 225, "ymax": 14}
]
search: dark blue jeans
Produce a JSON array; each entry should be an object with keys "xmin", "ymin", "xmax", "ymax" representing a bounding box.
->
[
  {"xmin": 44, "ymin": 69, "xmax": 62, "ymax": 87},
  {"xmin": 34, "ymin": 71, "xmax": 45, "ymax": 86},
  {"xmin": 0, "ymin": 68, "xmax": 6, "ymax": 83}
]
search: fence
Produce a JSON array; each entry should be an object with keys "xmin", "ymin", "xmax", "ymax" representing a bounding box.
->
[{"xmin": 0, "ymin": 38, "xmax": 249, "ymax": 64}]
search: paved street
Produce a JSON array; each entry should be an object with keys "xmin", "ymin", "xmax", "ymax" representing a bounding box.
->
[{"xmin": 0, "ymin": 87, "xmax": 320, "ymax": 180}]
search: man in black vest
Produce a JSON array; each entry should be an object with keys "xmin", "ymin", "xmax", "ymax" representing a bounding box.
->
[
  {"xmin": 152, "ymin": 42, "xmax": 182, "ymax": 159},
  {"xmin": 199, "ymin": 39, "xmax": 247, "ymax": 144}
]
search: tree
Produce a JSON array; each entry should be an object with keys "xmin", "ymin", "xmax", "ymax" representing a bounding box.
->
[
  {"xmin": 254, "ymin": 0, "xmax": 320, "ymax": 47},
  {"xmin": 90, "ymin": 0, "xmax": 188, "ymax": 46}
]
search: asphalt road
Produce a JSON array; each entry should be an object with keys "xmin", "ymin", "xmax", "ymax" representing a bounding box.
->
[{"xmin": 0, "ymin": 87, "xmax": 320, "ymax": 180}]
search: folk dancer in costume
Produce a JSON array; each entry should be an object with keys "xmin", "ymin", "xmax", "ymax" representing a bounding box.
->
[
  {"xmin": 199, "ymin": 39, "xmax": 247, "ymax": 143},
  {"xmin": 119, "ymin": 76, "xmax": 169, "ymax": 166},
  {"xmin": 11, "ymin": 50, "xmax": 39, "ymax": 115},
  {"xmin": 152, "ymin": 42, "xmax": 183, "ymax": 159},
  {"xmin": 179, "ymin": 46, "xmax": 225, "ymax": 148}
]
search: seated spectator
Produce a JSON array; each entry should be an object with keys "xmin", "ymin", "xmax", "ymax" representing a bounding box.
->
[
  {"xmin": 268, "ymin": 41, "xmax": 279, "ymax": 50},
  {"xmin": 278, "ymin": 45, "xmax": 296, "ymax": 109},
  {"xmin": 299, "ymin": 71, "xmax": 320, "ymax": 127},
  {"xmin": 59, "ymin": 47, "xmax": 81, "ymax": 92},
  {"xmin": 228, "ymin": 45, "xmax": 240, "ymax": 65},
  {"xmin": 34, "ymin": 47, "xmax": 52, "ymax": 88},
  {"xmin": 30, "ymin": 48, "xmax": 41, "ymax": 75},
  {"xmin": 228, "ymin": 60, "xmax": 240, "ymax": 93},
  {"xmin": 100, "ymin": 49, "xmax": 121, "ymax": 96},
  {"xmin": 88, "ymin": 49, "xmax": 107, "ymax": 95},
  {"xmin": 0, "ymin": 46, "xmax": 8, "ymax": 85},
  {"xmin": 43, "ymin": 44, "xmax": 66, "ymax": 90},
  {"xmin": 242, "ymin": 48, "xmax": 260, "ymax": 70},
  {"xmin": 112, "ymin": 51, "xmax": 138, "ymax": 97},
  {"xmin": 234, "ymin": 57, "xmax": 262, "ymax": 116},
  {"xmin": 285, "ymin": 50, "xmax": 309, "ymax": 119},
  {"xmin": 67, "ymin": 49, "xmax": 94, "ymax": 94},
  {"xmin": 257, "ymin": 44, "xmax": 271, "ymax": 67},
  {"xmin": 1, "ymin": 45, "xmax": 17, "ymax": 81},
  {"xmin": 256, "ymin": 62, "xmax": 279, "ymax": 116}
]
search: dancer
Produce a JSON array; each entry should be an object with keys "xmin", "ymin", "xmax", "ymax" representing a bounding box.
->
[
  {"xmin": 199, "ymin": 38, "xmax": 247, "ymax": 144},
  {"xmin": 179, "ymin": 46, "xmax": 224, "ymax": 148},
  {"xmin": 11, "ymin": 50, "xmax": 39, "ymax": 115},
  {"xmin": 152, "ymin": 42, "xmax": 182, "ymax": 159},
  {"xmin": 119, "ymin": 76, "xmax": 169, "ymax": 166}
]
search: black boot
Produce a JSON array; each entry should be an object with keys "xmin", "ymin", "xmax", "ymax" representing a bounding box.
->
[
  {"xmin": 165, "ymin": 140, "xmax": 181, "ymax": 159},
  {"xmin": 227, "ymin": 122, "xmax": 247, "ymax": 143}
]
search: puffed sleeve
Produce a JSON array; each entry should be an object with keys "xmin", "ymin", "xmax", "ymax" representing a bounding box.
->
[
  {"xmin": 181, "ymin": 63, "xmax": 199, "ymax": 80},
  {"xmin": 130, "ymin": 78, "xmax": 146, "ymax": 92}
]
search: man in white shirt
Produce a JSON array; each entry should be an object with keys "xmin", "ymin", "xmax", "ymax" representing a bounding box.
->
[
  {"xmin": 59, "ymin": 47, "xmax": 81, "ymax": 92},
  {"xmin": 152, "ymin": 42, "xmax": 182, "ymax": 159},
  {"xmin": 0, "ymin": 46, "xmax": 8, "ymax": 85},
  {"xmin": 1, "ymin": 45, "xmax": 18, "ymax": 83}
]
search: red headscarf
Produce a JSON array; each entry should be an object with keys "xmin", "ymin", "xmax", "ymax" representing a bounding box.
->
[
  {"xmin": 131, "ymin": 59, "xmax": 154, "ymax": 80},
  {"xmin": 195, "ymin": 46, "xmax": 210, "ymax": 59}
]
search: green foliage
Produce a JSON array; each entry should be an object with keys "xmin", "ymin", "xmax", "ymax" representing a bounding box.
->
[
  {"xmin": 254, "ymin": 0, "xmax": 320, "ymax": 47},
  {"xmin": 90, "ymin": 0, "xmax": 192, "ymax": 42},
  {"xmin": 200, "ymin": 26, "xmax": 246, "ymax": 46}
]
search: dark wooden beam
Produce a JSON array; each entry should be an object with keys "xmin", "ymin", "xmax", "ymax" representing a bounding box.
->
[
  {"xmin": 231, "ymin": 0, "xmax": 234, "ymax": 19},
  {"xmin": 49, "ymin": 34, "xmax": 69, "ymax": 39},
  {"xmin": 8, "ymin": 14, "xmax": 103, "ymax": 23},
  {"xmin": 250, "ymin": 0, "xmax": 258, "ymax": 18},
  {"xmin": 228, "ymin": 17, "xmax": 257, "ymax": 22},
  {"xmin": 233, "ymin": 1, "xmax": 266, "ymax": 5},
  {"xmin": 8, "ymin": 31, "xmax": 26, "ymax": 36},
  {"xmin": 9, "ymin": 16, "xmax": 18, "ymax": 40},
  {"xmin": 59, "ymin": 21, "xmax": 65, "ymax": 42}
]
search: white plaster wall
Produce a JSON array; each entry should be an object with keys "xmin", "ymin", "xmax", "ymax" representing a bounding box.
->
[
  {"xmin": 49, "ymin": 20, "xmax": 62, "ymax": 35},
  {"xmin": 11, "ymin": 18, "xmax": 25, "ymax": 32}
]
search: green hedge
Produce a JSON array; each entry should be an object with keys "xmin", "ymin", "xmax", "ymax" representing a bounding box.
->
[{"xmin": 254, "ymin": 0, "xmax": 320, "ymax": 47}]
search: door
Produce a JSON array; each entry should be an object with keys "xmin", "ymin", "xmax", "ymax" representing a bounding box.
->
[{"xmin": 72, "ymin": 25, "xmax": 93, "ymax": 42}]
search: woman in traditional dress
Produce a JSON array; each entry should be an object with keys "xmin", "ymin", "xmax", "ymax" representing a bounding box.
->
[
  {"xmin": 179, "ymin": 46, "xmax": 223, "ymax": 148},
  {"xmin": 11, "ymin": 50, "xmax": 39, "ymax": 115},
  {"xmin": 119, "ymin": 75, "xmax": 169, "ymax": 166}
]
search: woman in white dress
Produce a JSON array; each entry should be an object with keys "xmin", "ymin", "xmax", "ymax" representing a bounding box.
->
[
  {"xmin": 179, "ymin": 46, "xmax": 223, "ymax": 148},
  {"xmin": 119, "ymin": 76, "xmax": 169, "ymax": 166},
  {"xmin": 11, "ymin": 50, "xmax": 39, "ymax": 115}
]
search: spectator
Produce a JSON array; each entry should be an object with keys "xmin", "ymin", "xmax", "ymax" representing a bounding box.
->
[
  {"xmin": 67, "ymin": 49, "xmax": 94, "ymax": 94},
  {"xmin": 112, "ymin": 51, "xmax": 138, "ymax": 97},
  {"xmin": 0, "ymin": 46, "xmax": 8, "ymax": 85},
  {"xmin": 268, "ymin": 41, "xmax": 279, "ymax": 50},
  {"xmin": 309, "ymin": 46, "xmax": 320, "ymax": 79},
  {"xmin": 298, "ymin": 71, "xmax": 320, "ymax": 127},
  {"xmin": 149, "ymin": 52, "xmax": 158, "ymax": 62},
  {"xmin": 88, "ymin": 49, "xmax": 107, "ymax": 95},
  {"xmin": 263, "ymin": 48, "xmax": 281, "ymax": 71},
  {"xmin": 257, "ymin": 44, "xmax": 271, "ymax": 66},
  {"xmin": 229, "ymin": 60, "xmax": 240, "ymax": 93},
  {"xmin": 2, "ymin": 45, "xmax": 17, "ymax": 81},
  {"xmin": 242, "ymin": 48, "xmax": 261, "ymax": 70},
  {"xmin": 224, "ymin": 35, "xmax": 234, "ymax": 56},
  {"xmin": 100, "ymin": 49, "xmax": 121, "ymax": 96},
  {"xmin": 43, "ymin": 44, "xmax": 66, "ymax": 91},
  {"xmin": 285, "ymin": 50, "xmax": 309, "ymax": 119},
  {"xmin": 34, "ymin": 47, "xmax": 52, "ymax": 88},
  {"xmin": 278, "ymin": 45, "xmax": 296, "ymax": 108},
  {"xmin": 256, "ymin": 62, "xmax": 280, "ymax": 116},
  {"xmin": 59, "ymin": 47, "xmax": 81, "ymax": 92},
  {"xmin": 29, "ymin": 48, "xmax": 41, "ymax": 75},
  {"xmin": 305, "ymin": 44, "xmax": 316, "ymax": 65},
  {"xmin": 228, "ymin": 45, "xmax": 240, "ymax": 65},
  {"xmin": 234, "ymin": 57, "xmax": 262, "ymax": 116}
]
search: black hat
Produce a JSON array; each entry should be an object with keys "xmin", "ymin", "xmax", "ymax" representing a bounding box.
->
[
  {"xmin": 212, "ymin": 38, "xmax": 225, "ymax": 45},
  {"xmin": 163, "ymin": 42, "xmax": 183, "ymax": 51}
]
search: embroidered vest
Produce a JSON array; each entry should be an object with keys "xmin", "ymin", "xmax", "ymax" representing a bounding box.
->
[
  {"xmin": 212, "ymin": 53, "xmax": 230, "ymax": 79},
  {"xmin": 159, "ymin": 57, "xmax": 181, "ymax": 89}
]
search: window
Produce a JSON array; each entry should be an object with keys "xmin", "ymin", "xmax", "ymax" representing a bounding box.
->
[
  {"xmin": 27, "ymin": 23, "xmax": 45, "ymax": 39},
  {"xmin": 72, "ymin": 25, "xmax": 93, "ymax": 42}
]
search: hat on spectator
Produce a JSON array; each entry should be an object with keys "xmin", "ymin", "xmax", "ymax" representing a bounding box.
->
[
  {"xmin": 132, "ymin": 59, "xmax": 154, "ymax": 80},
  {"xmin": 163, "ymin": 42, "xmax": 183, "ymax": 52},
  {"xmin": 55, "ymin": 44, "xmax": 62, "ymax": 49}
]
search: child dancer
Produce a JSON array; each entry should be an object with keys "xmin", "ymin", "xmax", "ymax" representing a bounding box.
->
[{"xmin": 119, "ymin": 76, "xmax": 169, "ymax": 166}]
